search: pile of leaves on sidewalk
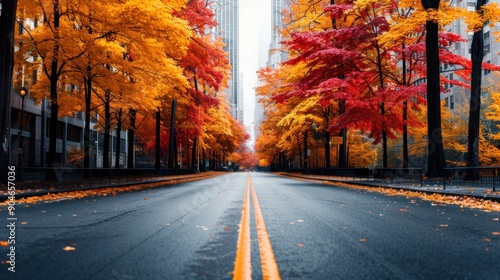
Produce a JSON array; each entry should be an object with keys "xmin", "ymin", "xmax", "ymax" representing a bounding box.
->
[
  {"xmin": 0, "ymin": 173, "xmax": 220, "ymax": 206},
  {"xmin": 327, "ymin": 181, "xmax": 500, "ymax": 212}
]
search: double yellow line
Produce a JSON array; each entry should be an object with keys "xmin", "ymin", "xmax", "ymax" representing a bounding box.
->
[{"xmin": 233, "ymin": 174, "xmax": 281, "ymax": 280}]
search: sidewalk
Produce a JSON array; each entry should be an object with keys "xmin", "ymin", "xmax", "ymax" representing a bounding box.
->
[
  {"xmin": 282, "ymin": 173, "xmax": 500, "ymax": 202},
  {"xmin": 0, "ymin": 172, "xmax": 217, "ymax": 202}
]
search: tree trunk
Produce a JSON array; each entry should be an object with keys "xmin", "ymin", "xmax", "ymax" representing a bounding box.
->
[
  {"xmin": 0, "ymin": 0, "xmax": 18, "ymax": 185},
  {"xmin": 115, "ymin": 108, "xmax": 122, "ymax": 168},
  {"xmin": 83, "ymin": 20, "xmax": 94, "ymax": 173},
  {"xmin": 83, "ymin": 76, "xmax": 92, "ymax": 176},
  {"xmin": 103, "ymin": 91, "xmax": 111, "ymax": 168},
  {"xmin": 168, "ymin": 99, "xmax": 177, "ymax": 168},
  {"xmin": 402, "ymin": 43, "xmax": 409, "ymax": 168},
  {"xmin": 338, "ymin": 128, "xmax": 347, "ymax": 168},
  {"xmin": 422, "ymin": 0, "xmax": 446, "ymax": 178},
  {"xmin": 375, "ymin": 39, "xmax": 388, "ymax": 168},
  {"xmin": 155, "ymin": 109, "xmax": 160, "ymax": 170},
  {"xmin": 47, "ymin": 1, "xmax": 62, "ymax": 181},
  {"xmin": 127, "ymin": 109, "xmax": 136, "ymax": 169},
  {"xmin": 466, "ymin": 0, "xmax": 486, "ymax": 181},
  {"xmin": 191, "ymin": 136, "xmax": 197, "ymax": 169},
  {"xmin": 324, "ymin": 133, "xmax": 331, "ymax": 168},
  {"xmin": 303, "ymin": 130, "xmax": 308, "ymax": 169}
]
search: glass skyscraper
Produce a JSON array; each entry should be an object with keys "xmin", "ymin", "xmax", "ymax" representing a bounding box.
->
[{"xmin": 214, "ymin": 0, "xmax": 242, "ymax": 123}]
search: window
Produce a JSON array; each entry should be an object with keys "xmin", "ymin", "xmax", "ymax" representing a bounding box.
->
[
  {"xmin": 67, "ymin": 124, "xmax": 82, "ymax": 142},
  {"xmin": 484, "ymin": 31, "xmax": 490, "ymax": 54},
  {"xmin": 46, "ymin": 120, "xmax": 65, "ymax": 139},
  {"xmin": 467, "ymin": 2, "xmax": 475, "ymax": 12},
  {"xmin": 32, "ymin": 69, "xmax": 38, "ymax": 84},
  {"xmin": 17, "ymin": 111, "xmax": 31, "ymax": 132}
]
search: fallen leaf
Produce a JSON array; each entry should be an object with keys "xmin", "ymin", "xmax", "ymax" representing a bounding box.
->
[
  {"xmin": 62, "ymin": 246, "xmax": 76, "ymax": 251},
  {"xmin": 359, "ymin": 238, "xmax": 366, "ymax": 242},
  {"xmin": 0, "ymin": 241, "xmax": 9, "ymax": 247},
  {"xmin": 21, "ymin": 222, "xmax": 27, "ymax": 225},
  {"xmin": 224, "ymin": 227, "xmax": 229, "ymax": 231},
  {"xmin": 297, "ymin": 244, "xmax": 304, "ymax": 247},
  {"xmin": 144, "ymin": 197, "xmax": 149, "ymax": 200},
  {"xmin": 492, "ymin": 232, "xmax": 500, "ymax": 236}
]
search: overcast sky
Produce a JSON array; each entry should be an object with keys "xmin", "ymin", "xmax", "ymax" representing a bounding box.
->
[{"xmin": 239, "ymin": 0, "xmax": 271, "ymax": 147}]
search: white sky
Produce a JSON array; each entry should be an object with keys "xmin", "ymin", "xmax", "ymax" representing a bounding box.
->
[{"xmin": 239, "ymin": 0, "xmax": 271, "ymax": 147}]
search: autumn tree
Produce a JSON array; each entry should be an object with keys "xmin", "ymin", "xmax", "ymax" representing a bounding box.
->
[
  {"xmin": 17, "ymin": 0, "xmax": 87, "ymax": 176},
  {"xmin": 278, "ymin": 0, "xmax": 414, "ymax": 168},
  {"xmin": 0, "ymin": 0, "xmax": 18, "ymax": 185}
]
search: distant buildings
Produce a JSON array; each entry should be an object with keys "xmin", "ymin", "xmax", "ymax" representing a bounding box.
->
[
  {"xmin": 254, "ymin": 0, "xmax": 289, "ymax": 136},
  {"xmin": 214, "ymin": 0, "xmax": 244, "ymax": 125}
]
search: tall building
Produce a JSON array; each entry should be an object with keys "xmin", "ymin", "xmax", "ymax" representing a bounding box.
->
[
  {"xmin": 445, "ymin": 0, "xmax": 500, "ymax": 111},
  {"xmin": 255, "ymin": 0, "xmax": 289, "ymax": 136},
  {"xmin": 268, "ymin": 0, "xmax": 289, "ymax": 68},
  {"xmin": 214, "ymin": 0, "xmax": 243, "ymax": 124}
]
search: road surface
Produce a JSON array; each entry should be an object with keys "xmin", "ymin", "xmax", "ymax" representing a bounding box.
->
[{"xmin": 1, "ymin": 172, "xmax": 499, "ymax": 279}]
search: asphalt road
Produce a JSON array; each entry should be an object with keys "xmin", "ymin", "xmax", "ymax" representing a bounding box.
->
[{"xmin": 1, "ymin": 172, "xmax": 499, "ymax": 279}]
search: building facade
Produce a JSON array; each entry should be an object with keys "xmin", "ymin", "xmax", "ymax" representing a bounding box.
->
[{"xmin": 214, "ymin": 0, "xmax": 243, "ymax": 124}]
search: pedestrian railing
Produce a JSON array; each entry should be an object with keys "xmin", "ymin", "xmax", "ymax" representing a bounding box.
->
[
  {"xmin": 302, "ymin": 168, "xmax": 372, "ymax": 180},
  {"xmin": 372, "ymin": 168, "xmax": 424, "ymax": 187},
  {"xmin": 296, "ymin": 167, "xmax": 424, "ymax": 187},
  {"xmin": 444, "ymin": 167, "xmax": 500, "ymax": 191}
]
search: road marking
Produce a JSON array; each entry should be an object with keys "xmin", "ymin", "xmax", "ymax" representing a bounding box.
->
[
  {"xmin": 233, "ymin": 176, "xmax": 252, "ymax": 280},
  {"xmin": 233, "ymin": 174, "xmax": 281, "ymax": 280},
  {"xmin": 250, "ymin": 174, "xmax": 281, "ymax": 280}
]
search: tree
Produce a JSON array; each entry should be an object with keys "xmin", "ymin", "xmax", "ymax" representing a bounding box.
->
[
  {"xmin": 0, "ymin": 0, "xmax": 18, "ymax": 185},
  {"xmin": 279, "ymin": 0, "xmax": 413, "ymax": 168},
  {"xmin": 466, "ymin": 0, "xmax": 486, "ymax": 180},
  {"xmin": 17, "ymin": 0, "xmax": 86, "ymax": 176}
]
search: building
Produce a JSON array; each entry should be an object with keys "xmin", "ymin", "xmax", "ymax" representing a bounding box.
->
[
  {"xmin": 10, "ymin": 89, "xmax": 128, "ymax": 168},
  {"xmin": 254, "ymin": 0, "xmax": 289, "ymax": 136},
  {"xmin": 445, "ymin": 0, "xmax": 500, "ymax": 111},
  {"xmin": 214, "ymin": 0, "xmax": 243, "ymax": 124}
]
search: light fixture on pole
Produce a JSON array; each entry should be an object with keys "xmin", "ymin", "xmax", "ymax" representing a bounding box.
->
[{"xmin": 18, "ymin": 86, "xmax": 28, "ymax": 166}]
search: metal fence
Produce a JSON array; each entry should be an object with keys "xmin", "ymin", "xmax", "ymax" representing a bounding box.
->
[
  {"xmin": 372, "ymin": 168, "xmax": 424, "ymax": 187},
  {"xmin": 296, "ymin": 167, "xmax": 424, "ymax": 186},
  {"xmin": 302, "ymin": 168, "xmax": 372, "ymax": 180},
  {"xmin": 444, "ymin": 167, "xmax": 500, "ymax": 191}
]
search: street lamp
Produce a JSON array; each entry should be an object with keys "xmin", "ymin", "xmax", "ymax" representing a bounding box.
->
[{"xmin": 18, "ymin": 87, "xmax": 28, "ymax": 167}]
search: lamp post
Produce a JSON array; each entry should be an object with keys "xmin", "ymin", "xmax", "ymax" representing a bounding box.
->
[
  {"xmin": 95, "ymin": 140, "xmax": 99, "ymax": 168},
  {"xmin": 18, "ymin": 87, "xmax": 27, "ymax": 167}
]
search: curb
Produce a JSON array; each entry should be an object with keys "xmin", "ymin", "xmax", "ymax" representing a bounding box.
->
[
  {"xmin": 281, "ymin": 173, "xmax": 500, "ymax": 203},
  {"xmin": 0, "ymin": 173, "xmax": 218, "ymax": 202}
]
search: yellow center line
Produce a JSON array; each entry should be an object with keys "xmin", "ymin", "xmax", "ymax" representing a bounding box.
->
[
  {"xmin": 249, "ymin": 174, "xmax": 281, "ymax": 280},
  {"xmin": 233, "ymin": 176, "xmax": 252, "ymax": 280},
  {"xmin": 233, "ymin": 174, "xmax": 281, "ymax": 279}
]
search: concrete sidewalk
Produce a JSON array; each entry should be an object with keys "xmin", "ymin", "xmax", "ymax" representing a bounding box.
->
[
  {"xmin": 0, "ymin": 172, "xmax": 217, "ymax": 201},
  {"xmin": 282, "ymin": 173, "xmax": 500, "ymax": 202}
]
